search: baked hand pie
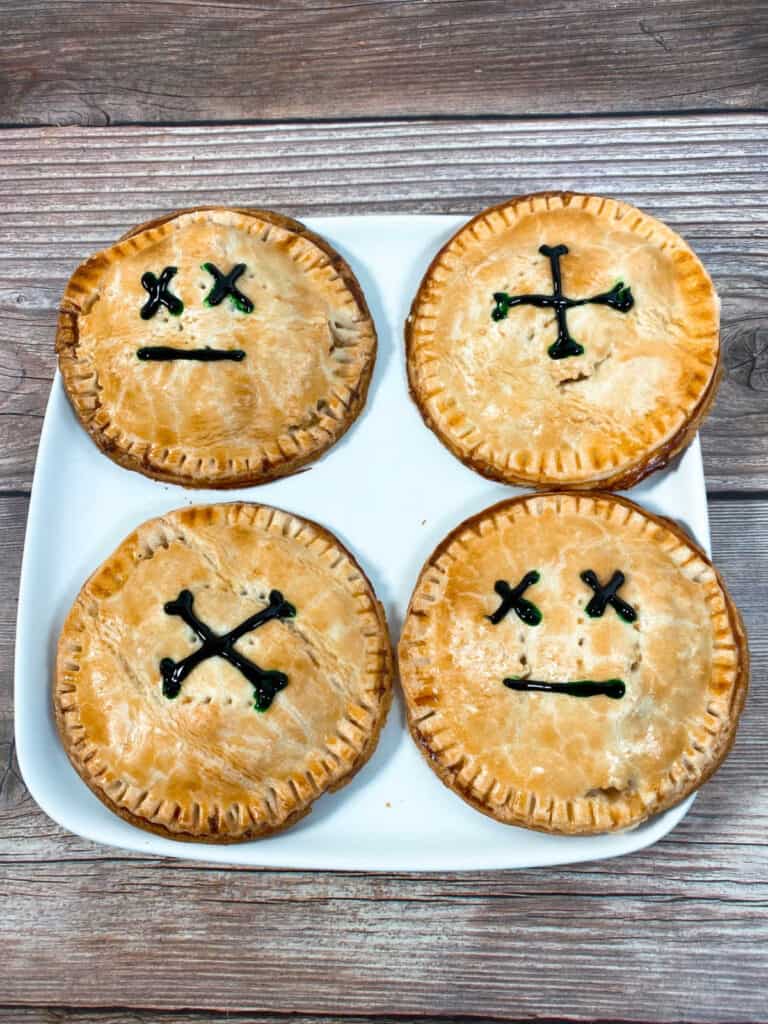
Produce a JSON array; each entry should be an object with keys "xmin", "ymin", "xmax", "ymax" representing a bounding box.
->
[
  {"xmin": 406, "ymin": 192, "xmax": 721, "ymax": 490},
  {"xmin": 55, "ymin": 503, "xmax": 393, "ymax": 842},
  {"xmin": 399, "ymin": 492, "xmax": 748, "ymax": 834},
  {"xmin": 57, "ymin": 207, "xmax": 377, "ymax": 488}
]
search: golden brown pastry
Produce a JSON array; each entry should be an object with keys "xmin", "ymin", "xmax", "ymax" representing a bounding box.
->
[
  {"xmin": 406, "ymin": 192, "xmax": 721, "ymax": 490},
  {"xmin": 399, "ymin": 492, "xmax": 748, "ymax": 834},
  {"xmin": 55, "ymin": 503, "xmax": 393, "ymax": 842},
  {"xmin": 57, "ymin": 207, "xmax": 377, "ymax": 488}
]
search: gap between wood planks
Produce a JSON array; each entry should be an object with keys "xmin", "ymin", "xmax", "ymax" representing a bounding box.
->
[
  {"xmin": 0, "ymin": 1010, "xmax": 642, "ymax": 1023},
  {"xmin": 4, "ymin": 106, "xmax": 768, "ymax": 133}
]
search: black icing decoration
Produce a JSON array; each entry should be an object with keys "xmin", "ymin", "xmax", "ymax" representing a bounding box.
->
[
  {"xmin": 159, "ymin": 588, "xmax": 296, "ymax": 711},
  {"xmin": 140, "ymin": 266, "xmax": 184, "ymax": 320},
  {"xmin": 487, "ymin": 572, "xmax": 542, "ymax": 627},
  {"xmin": 491, "ymin": 243, "xmax": 634, "ymax": 360},
  {"xmin": 137, "ymin": 346, "xmax": 245, "ymax": 362},
  {"xmin": 503, "ymin": 677, "xmax": 626, "ymax": 699},
  {"xmin": 203, "ymin": 262, "xmax": 254, "ymax": 313},
  {"xmin": 580, "ymin": 569, "xmax": 637, "ymax": 623}
]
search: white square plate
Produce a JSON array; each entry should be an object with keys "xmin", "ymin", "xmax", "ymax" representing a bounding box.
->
[{"xmin": 15, "ymin": 216, "xmax": 710, "ymax": 870}]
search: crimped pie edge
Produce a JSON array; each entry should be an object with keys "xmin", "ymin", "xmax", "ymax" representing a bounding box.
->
[
  {"xmin": 54, "ymin": 501, "xmax": 394, "ymax": 843},
  {"xmin": 398, "ymin": 491, "xmax": 749, "ymax": 836},
  {"xmin": 57, "ymin": 206, "xmax": 377, "ymax": 488},
  {"xmin": 405, "ymin": 191, "xmax": 722, "ymax": 490}
]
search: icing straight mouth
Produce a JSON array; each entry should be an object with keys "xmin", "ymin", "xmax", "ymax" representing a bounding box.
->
[
  {"xmin": 137, "ymin": 345, "xmax": 246, "ymax": 361},
  {"xmin": 503, "ymin": 677, "xmax": 626, "ymax": 699}
]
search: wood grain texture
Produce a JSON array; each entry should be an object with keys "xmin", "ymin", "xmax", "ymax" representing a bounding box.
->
[
  {"xmin": 1, "ymin": 0, "xmax": 766, "ymax": 127},
  {"xmin": 2, "ymin": 108, "xmax": 768, "ymax": 1024},
  {"xmin": 2, "ymin": 859, "xmax": 765, "ymax": 1019},
  {"xmin": 2, "ymin": 493, "xmax": 767, "ymax": 1019},
  {"xmin": 0, "ymin": 1016, "xmax": 430, "ymax": 1024},
  {"xmin": 1, "ymin": 115, "xmax": 768, "ymax": 490}
]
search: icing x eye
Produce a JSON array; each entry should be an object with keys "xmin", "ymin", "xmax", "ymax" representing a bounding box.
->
[
  {"xmin": 580, "ymin": 570, "xmax": 637, "ymax": 623},
  {"xmin": 140, "ymin": 266, "xmax": 184, "ymax": 320},
  {"xmin": 203, "ymin": 262, "xmax": 254, "ymax": 314},
  {"xmin": 487, "ymin": 572, "xmax": 542, "ymax": 626}
]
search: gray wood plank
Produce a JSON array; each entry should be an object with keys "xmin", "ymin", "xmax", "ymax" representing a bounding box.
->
[
  {"xmin": 1, "ymin": 859, "xmax": 766, "ymax": 1020},
  {"xmin": 1, "ymin": 116, "xmax": 767, "ymax": 490},
  {"xmin": 1, "ymin": 0, "xmax": 766, "ymax": 126},
  {"xmin": 0, "ymin": 1015, "xmax": 428, "ymax": 1024},
  {"xmin": 1, "ymin": 493, "xmax": 767, "ymax": 1020}
]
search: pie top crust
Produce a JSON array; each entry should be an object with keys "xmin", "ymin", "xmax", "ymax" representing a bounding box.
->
[
  {"xmin": 57, "ymin": 207, "xmax": 377, "ymax": 488},
  {"xmin": 55, "ymin": 503, "xmax": 393, "ymax": 842},
  {"xmin": 398, "ymin": 493, "xmax": 748, "ymax": 834},
  {"xmin": 406, "ymin": 193, "xmax": 721, "ymax": 490}
]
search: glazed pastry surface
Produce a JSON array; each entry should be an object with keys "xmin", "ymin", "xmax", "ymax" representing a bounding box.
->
[
  {"xmin": 399, "ymin": 492, "xmax": 748, "ymax": 834},
  {"xmin": 406, "ymin": 193, "xmax": 721, "ymax": 489},
  {"xmin": 58, "ymin": 208, "xmax": 376, "ymax": 487},
  {"xmin": 56, "ymin": 503, "xmax": 392, "ymax": 841}
]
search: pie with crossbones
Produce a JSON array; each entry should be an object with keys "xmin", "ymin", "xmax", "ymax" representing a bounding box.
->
[
  {"xmin": 398, "ymin": 492, "xmax": 748, "ymax": 834},
  {"xmin": 55, "ymin": 503, "xmax": 393, "ymax": 842},
  {"xmin": 406, "ymin": 192, "xmax": 721, "ymax": 490},
  {"xmin": 57, "ymin": 207, "xmax": 377, "ymax": 488}
]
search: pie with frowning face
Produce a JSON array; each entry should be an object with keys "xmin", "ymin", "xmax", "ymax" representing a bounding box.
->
[
  {"xmin": 57, "ymin": 207, "xmax": 377, "ymax": 488},
  {"xmin": 398, "ymin": 492, "xmax": 748, "ymax": 834}
]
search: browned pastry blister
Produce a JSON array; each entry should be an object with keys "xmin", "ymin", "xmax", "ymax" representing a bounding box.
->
[
  {"xmin": 398, "ymin": 492, "xmax": 748, "ymax": 835},
  {"xmin": 57, "ymin": 207, "xmax": 377, "ymax": 488},
  {"xmin": 406, "ymin": 192, "xmax": 722, "ymax": 490},
  {"xmin": 55, "ymin": 503, "xmax": 393, "ymax": 843}
]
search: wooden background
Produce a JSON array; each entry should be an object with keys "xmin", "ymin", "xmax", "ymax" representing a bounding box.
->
[{"xmin": 1, "ymin": 3, "xmax": 767, "ymax": 1022}]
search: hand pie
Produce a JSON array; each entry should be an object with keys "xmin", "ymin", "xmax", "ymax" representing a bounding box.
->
[
  {"xmin": 399, "ymin": 492, "xmax": 748, "ymax": 834},
  {"xmin": 406, "ymin": 192, "xmax": 721, "ymax": 490},
  {"xmin": 55, "ymin": 503, "xmax": 393, "ymax": 842},
  {"xmin": 57, "ymin": 207, "xmax": 377, "ymax": 488}
]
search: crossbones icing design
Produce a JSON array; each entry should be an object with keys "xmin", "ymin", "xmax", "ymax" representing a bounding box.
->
[
  {"xmin": 158, "ymin": 588, "xmax": 296, "ymax": 712},
  {"xmin": 491, "ymin": 243, "xmax": 634, "ymax": 359}
]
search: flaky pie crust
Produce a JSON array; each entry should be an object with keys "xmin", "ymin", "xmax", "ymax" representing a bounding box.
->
[
  {"xmin": 57, "ymin": 207, "xmax": 377, "ymax": 488},
  {"xmin": 55, "ymin": 502, "xmax": 393, "ymax": 842},
  {"xmin": 406, "ymin": 192, "xmax": 722, "ymax": 490},
  {"xmin": 398, "ymin": 492, "xmax": 748, "ymax": 835}
]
